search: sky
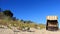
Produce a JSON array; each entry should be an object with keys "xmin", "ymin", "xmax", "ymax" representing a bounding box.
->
[{"xmin": 0, "ymin": 0, "xmax": 60, "ymax": 28}]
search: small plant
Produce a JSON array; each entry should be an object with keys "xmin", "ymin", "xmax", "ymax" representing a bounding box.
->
[{"xmin": 7, "ymin": 25, "xmax": 12, "ymax": 29}]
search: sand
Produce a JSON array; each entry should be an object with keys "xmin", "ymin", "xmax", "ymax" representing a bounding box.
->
[{"xmin": 0, "ymin": 28, "xmax": 60, "ymax": 34}]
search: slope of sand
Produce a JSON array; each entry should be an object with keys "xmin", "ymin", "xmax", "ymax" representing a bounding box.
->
[{"xmin": 0, "ymin": 28, "xmax": 60, "ymax": 34}]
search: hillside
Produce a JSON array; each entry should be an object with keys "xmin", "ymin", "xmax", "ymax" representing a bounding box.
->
[{"xmin": 0, "ymin": 9, "xmax": 45, "ymax": 31}]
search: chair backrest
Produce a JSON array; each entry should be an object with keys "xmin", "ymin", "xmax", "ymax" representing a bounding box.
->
[{"xmin": 46, "ymin": 16, "xmax": 58, "ymax": 20}]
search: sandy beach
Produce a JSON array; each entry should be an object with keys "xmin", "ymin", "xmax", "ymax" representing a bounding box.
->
[{"xmin": 0, "ymin": 28, "xmax": 60, "ymax": 34}]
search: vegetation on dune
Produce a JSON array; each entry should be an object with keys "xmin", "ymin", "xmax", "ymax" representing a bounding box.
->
[{"xmin": 0, "ymin": 8, "xmax": 45, "ymax": 30}]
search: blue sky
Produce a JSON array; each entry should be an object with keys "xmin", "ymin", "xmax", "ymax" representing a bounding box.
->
[{"xmin": 0, "ymin": 0, "xmax": 60, "ymax": 28}]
